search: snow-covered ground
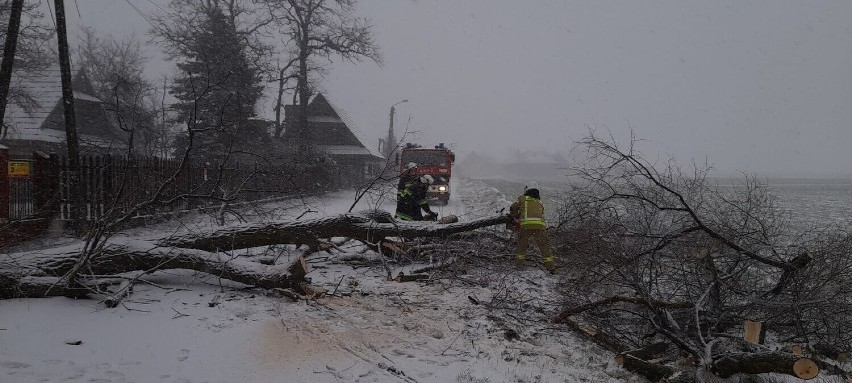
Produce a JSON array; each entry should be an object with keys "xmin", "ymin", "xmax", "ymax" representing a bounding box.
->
[{"xmin": 0, "ymin": 179, "xmax": 640, "ymax": 383}]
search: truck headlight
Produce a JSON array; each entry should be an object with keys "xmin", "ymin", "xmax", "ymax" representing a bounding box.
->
[{"xmin": 438, "ymin": 186, "xmax": 447, "ymax": 191}]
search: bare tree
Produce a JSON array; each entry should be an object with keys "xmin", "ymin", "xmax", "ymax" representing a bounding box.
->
[
  {"xmin": 547, "ymin": 131, "xmax": 852, "ymax": 381},
  {"xmin": 76, "ymin": 28, "xmax": 166, "ymax": 156},
  {"xmin": 264, "ymin": 0, "xmax": 382, "ymax": 146},
  {"xmin": 0, "ymin": 0, "xmax": 52, "ymax": 137},
  {"xmin": 149, "ymin": 0, "xmax": 274, "ymax": 62},
  {"xmin": 0, "ymin": 0, "xmax": 24, "ymax": 135}
]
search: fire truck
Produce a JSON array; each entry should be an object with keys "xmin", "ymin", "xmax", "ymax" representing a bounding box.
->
[{"xmin": 399, "ymin": 143, "xmax": 455, "ymax": 205}]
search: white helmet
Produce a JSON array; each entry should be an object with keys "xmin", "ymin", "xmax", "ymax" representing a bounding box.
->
[
  {"xmin": 420, "ymin": 174, "xmax": 434, "ymax": 184},
  {"xmin": 404, "ymin": 162, "xmax": 418, "ymax": 170}
]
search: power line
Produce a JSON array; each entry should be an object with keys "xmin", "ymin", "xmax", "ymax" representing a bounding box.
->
[
  {"xmin": 122, "ymin": 0, "xmax": 158, "ymax": 32},
  {"xmin": 42, "ymin": 0, "xmax": 57, "ymax": 29},
  {"xmin": 146, "ymin": 0, "xmax": 166, "ymax": 13}
]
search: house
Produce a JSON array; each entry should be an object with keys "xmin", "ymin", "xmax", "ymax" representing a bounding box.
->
[
  {"xmin": 0, "ymin": 61, "xmax": 123, "ymax": 159},
  {"xmin": 282, "ymin": 93, "xmax": 385, "ymax": 182}
]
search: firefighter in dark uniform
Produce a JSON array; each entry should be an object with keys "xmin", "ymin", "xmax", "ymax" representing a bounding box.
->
[
  {"xmin": 509, "ymin": 188, "xmax": 556, "ymax": 273},
  {"xmin": 412, "ymin": 175, "xmax": 438, "ymax": 221},
  {"xmin": 396, "ymin": 163, "xmax": 422, "ymax": 221}
]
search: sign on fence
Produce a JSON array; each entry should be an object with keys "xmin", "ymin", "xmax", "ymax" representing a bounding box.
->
[{"xmin": 8, "ymin": 161, "xmax": 30, "ymax": 177}]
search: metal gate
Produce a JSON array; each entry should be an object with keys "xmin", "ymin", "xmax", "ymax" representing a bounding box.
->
[{"xmin": 8, "ymin": 160, "xmax": 35, "ymax": 220}]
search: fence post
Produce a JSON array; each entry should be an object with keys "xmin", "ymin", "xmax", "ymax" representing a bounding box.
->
[
  {"xmin": 32, "ymin": 151, "xmax": 59, "ymax": 218},
  {"xmin": 0, "ymin": 144, "xmax": 9, "ymax": 223}
]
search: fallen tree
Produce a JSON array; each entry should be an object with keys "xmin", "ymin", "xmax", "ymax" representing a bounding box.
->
[
  {"xmin": 711, "ymin": 351, "xmax": 819, "ymax": 380},
  {"xmin": 540, "ymin": 131, "xmax": 852, "ymax": 382},
  {"xmin": 161, "ymin": 211, "xmax": 508, "ymax": 251},
  {"xmin": 0, "ymin": 211, "xmax": 512, "ymax": 300}
]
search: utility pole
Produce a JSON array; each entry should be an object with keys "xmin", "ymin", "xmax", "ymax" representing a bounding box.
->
[
  {"xmin": 0, "ymin": 0, "xmax": 25, "ymax": 137},
  {"xmin": 385, "ymin": 99, "xmax": 407, "ymax": 160},
  {"xmin": 54, "ymin": 0, "xmax": 82, "ymax": 228}
]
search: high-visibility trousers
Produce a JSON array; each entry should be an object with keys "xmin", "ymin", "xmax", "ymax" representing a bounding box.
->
[{"xmin": 516, "ymin": 227, "xmax": 554, "ymax": 264}]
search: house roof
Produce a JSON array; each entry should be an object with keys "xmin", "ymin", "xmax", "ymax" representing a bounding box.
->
[
  {"xmin": 285, "ymin": 93, "xmax": 383, "ymax": 161},
  {"xmin": 1, "ymin": 62, "xmax": 118, "ymax": 145},
  {"xmin": 317, "ymin": 145, "xmax": 378, "ymax": 157}
]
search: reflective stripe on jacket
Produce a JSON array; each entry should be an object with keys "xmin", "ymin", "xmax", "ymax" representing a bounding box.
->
[{"xmin": 511, "ymin": 195, "xmax": 546, "ymax": 229}]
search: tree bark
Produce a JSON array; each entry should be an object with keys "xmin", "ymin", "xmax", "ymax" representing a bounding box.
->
[
  {"xmin": 659, "ymin": 370, "xmax": 696, "ymax": 383},
  {"xmin": 0, "ymin": 240, "xmax": 306, "ymax": 299},
  {"xmin": 0, "ymin": 0, "xmax": 24, "ymax": 136},
  {"xmin": 618, "ymin": 354, "xmax": 676, "ymax": 382},
  {"xmin": 54, "ymin": 0, "xmax": 82, "ymax": 226},
  {"xmin": 161, "ymin": 212, "xmax": 512, "ymax": 252},
  {"xmin": 615, "ymin": 342, "xmax": 670, "ymax": 366},
  {"xmin": 553, "ymin": 295, "xmax": 694, "ymax": 324},
  {"xmin": 711, "ymin": 351, "xmax": 819, "ymax": 379},
  {"xmin": 556, "ymin": 317, "xmax": 629, "ymax": 353},
  {"xmin": 274, "ymin": 67, "xmax": 286, "ymax": 137}
]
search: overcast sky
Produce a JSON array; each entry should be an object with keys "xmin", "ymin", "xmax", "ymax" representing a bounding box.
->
[{"xmin": 50, "ymin": 0, "xmax": 852, "ymax": 177}]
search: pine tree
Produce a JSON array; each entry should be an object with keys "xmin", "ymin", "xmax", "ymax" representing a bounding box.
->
[{"xmin": 170, "ymin": 8, "xmax": 265, "ymax": 160}]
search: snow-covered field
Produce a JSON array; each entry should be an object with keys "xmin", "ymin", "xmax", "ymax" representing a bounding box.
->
[{"xmin": 0, "ymin": 179, "xmax": 641, "ymax": 383}]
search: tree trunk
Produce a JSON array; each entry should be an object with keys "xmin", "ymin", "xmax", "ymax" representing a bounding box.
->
[
  {"xmin": 161, "ymin": 212, "xmax": 512, "ymax": 252},
  {"xmin": 659, "ymin": 370, "xmax": 696, "ymax": 383},
  {"xmin": 0, "ymin": 0, "xmax": 24, "ymax": 137},
  {"xmin": 0, "ymin": 240, "xmax": 307, "ymax": 299},
  {"xmin": 711, "ymin": 351, "xmax": 819, "ymax": 379},
  {"xmin": 296, "ymin": 37, "xmax": 309, "ymax": 148},
  {"xmin": 615, "ymin": 342, "xmax": 670, "ymax": 366},
  {"xmin": 618, "ymin": 354, "xmax": 676, "ymax": 382},
  {"xmin": 556, "ymin": 317, "xmax": 629, "ymax": 353},
  {"xmin": 274, "ymin": 67, "xmax": 286, "ymax": 137},
  {"xmin": 54, "ymin": 0, "xmax": 82, "ymax": 227}
]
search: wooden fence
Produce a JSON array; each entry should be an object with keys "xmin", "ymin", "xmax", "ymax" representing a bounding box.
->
[
  {"xmin": 3, "ymin": 151, "xmax": 343, "ymax": 225},
  {"xmin": 54, "ymin": 154, "xmax": 339, "ymax": 221}
]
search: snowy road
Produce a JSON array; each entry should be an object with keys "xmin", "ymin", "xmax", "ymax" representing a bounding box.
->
[{"xmin": 0, "ymin": 179, "xmax": 639, "ymax": 383}]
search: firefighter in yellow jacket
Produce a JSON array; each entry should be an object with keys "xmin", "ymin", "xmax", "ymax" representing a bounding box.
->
[{"xmin": 509, "ymin": 188, "xmax": 556, "ymax": 273}]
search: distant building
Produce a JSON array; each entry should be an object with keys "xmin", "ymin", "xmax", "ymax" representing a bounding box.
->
[
  {"xmin": 0, "ymin": 62, "xmax": 123, "ymax": 159},
  {"xmin": 282, "ymin": 93, "xmax": 384, "ymax": 181}
]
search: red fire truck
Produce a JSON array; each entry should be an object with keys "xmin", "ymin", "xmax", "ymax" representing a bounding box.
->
[{"xmin": 398, "ymin": 143, "xmax": 455, "ymax": 205}]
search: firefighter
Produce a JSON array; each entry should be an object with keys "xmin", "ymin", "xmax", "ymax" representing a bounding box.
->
[
  {"xmin": 395, "ymin": 162, "xmax": 419, "ymax": 221},
  {"xmin": 413, "ymin": 175, "xmax": 438, "ymax": 221},
  {"xmin": 509, "ymin": 188, "xmax": 556, "ymax": 273}
]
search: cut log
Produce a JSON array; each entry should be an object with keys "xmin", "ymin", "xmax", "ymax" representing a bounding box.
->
[
  {"xmin": 288, "ymin": 255, "xmax": 309, "ymax": 280},
  {"xmin": 659, "ymin": 369, "xmax": 696, "ymax": 383},
  {"xmin": 742, "ymin": 320, "xmax": 765, "ymax": 344},
  {"xmin": 394, "ymin": 272, "xmax": 429, "ymax": 283},
  {"xmin": 801, "ymin": 353, "xmax": 852, "ymax": 381},
  {"xmin": 711, "ymin": 351, "xmax": 819, "ymax": 380},
  {"xmin": 556, "ymin": 318, "xmax": 628, "ymax": 353},
  {"xmin": 104, "ymin": 279, "xmax": 134, "ymax": 308},
  {"xmin": 617, "ymin": 354, "xmax": 675, "ymax": 382},
  {"xmin": 813, "ymin": 343, "xmax": 850, "ymax": 361},
  {"xmin": 615, "ymin": 342, "xmax": 670, "ymax": 366}
]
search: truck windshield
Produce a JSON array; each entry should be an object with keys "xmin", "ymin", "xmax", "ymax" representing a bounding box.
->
[{"xmin": 402, "ymin": 150, "xmax": 446, "ymax": 166}]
